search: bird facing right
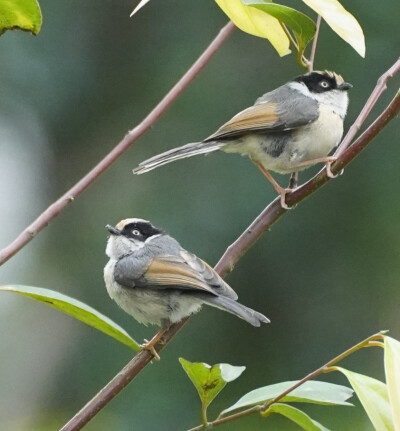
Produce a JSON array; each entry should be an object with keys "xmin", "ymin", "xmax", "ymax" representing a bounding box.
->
[{"xmin": 133, "ymin": 70, "xmax": 352, "ymax": 208}]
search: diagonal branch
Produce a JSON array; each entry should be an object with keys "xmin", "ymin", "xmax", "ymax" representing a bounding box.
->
[
  {"xmin": 215, "ymin": 85, "xmax": 400, "ymax": 277},
  {"xmin": 60, "ymin": 321, "xmax": 187, "ymax": 431},
  {"xmin": 60, "ymin": 62, "xmax": 400, "ymax": 431},
  {"xmin": 335, "ymin": 57, "xmax": 400, "ymax": 157},
  {"xmin": 307, "ymin": 14, "xmax": 321, "ymax": 72},
  {"xmin": 0, "ymin": 21, "xmax": 236, "ymax": 266}
]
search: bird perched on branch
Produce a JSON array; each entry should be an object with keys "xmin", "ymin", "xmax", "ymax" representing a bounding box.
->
[
  {"xmin": 133, "ymin": 70, "xmax": 351, "ymax": 208},
  {"xmin": 104, "ymin": 218, "xmax": 269, "ymax": 358}
]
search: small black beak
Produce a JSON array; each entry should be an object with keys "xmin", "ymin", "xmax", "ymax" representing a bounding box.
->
[
  {"xmin": 106, "ymin": 224, "xmax": 121, "ymax": 236},
  {"xmin": 339, "ymin": 82, "xmax": 352, "ymax": 91}
]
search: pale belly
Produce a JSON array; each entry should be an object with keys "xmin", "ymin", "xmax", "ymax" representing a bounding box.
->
[
  {"xmin": 104, "ymin": 260, "xmax": 202, "ymax": 326},
  {"xmin": 222, "ymin": 106, "xmax": 344, "ymax": 174}
]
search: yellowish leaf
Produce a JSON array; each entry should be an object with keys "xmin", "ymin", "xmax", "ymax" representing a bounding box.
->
[
  {"xmin": 334, "ymin": 367, "xmax": 394, "ymax": 431},
  {"xmin": 384, "ymin": 336, "xmax": 400, "ymax": 431},
  {"xmin": 0, "ymin": 0, "xmax": 42, "ymax": 36},
  {"xmin": 301, "ymin": 0, "xmax": 365, "ymax": 57},
  {"xmin": 215, "ymin": 0, "xmax": 290, "ymax": 56}
]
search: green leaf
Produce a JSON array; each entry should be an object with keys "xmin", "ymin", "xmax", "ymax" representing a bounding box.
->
[
  {"xmin": 215, "ymin": 0, "xmax": 290, "ymax": 56},
  {"xmin": 222, "ymin": 380, "xmax": 353, "ymax": 415},
  {"xmin": 301, "ymin": 0, "xmax": 365, "ymax": 57},
  {"xmin": 179, "ymin": 358, "xmax": 245, "ymax": 409},
  {"xmin": 242, "ymin": 1, "xmax": 316, "ymax": 66},
  {"xmin": 263, "ymin": 403, "xmax": 330, "ymax": 431},
  {"xmin": 334, "ymin": 367, "xmax": 394, "ymax": 431},
  {"xmin": 384, "ymin": 337, "xmax": 400, "ymax": 430},
  {"xmin": 0, "ymin": 0, "xmax": 42, "ymax": 36},
  {"xmin": 0, "ymin": 285, "xmax": 140, "ymax": 351}
]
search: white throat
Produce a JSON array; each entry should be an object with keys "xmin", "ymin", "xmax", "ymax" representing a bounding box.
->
[
  {"xmin": 312, "ymin": 90, "xmax": 349, "ymax": 119},
  {"xmin": 289, "ymin": 82, "xmax": 349, "ymax": 119},
  {"xmin": 106, "ymin": 235, "xmax": 144, "ymax": 259},
  {"xmin": 106, "ymin": 233, "xmax": 162, "ymax": 260}
]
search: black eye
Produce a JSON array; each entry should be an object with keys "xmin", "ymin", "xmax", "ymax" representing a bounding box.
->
[
  {"xmin": 132, "ymin": 229, "xmax": 141, "ymax": 236},
  {"xmin": 320, "ymin": 80, "xmax": 329, "ymax": 88}
]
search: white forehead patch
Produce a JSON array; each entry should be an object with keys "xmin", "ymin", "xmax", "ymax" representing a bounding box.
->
[{"xmin": 116, "ymin": 218, "xmax": 151, "ymax": 230}]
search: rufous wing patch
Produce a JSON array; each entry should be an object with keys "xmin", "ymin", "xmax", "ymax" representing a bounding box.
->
[
  {"xmin": 144, "ymin": 256, "xmax": 217, "ymax": 294},
  {"xmin": 204, "ymin": 102, "xmax": 279, "ymax": 141}
]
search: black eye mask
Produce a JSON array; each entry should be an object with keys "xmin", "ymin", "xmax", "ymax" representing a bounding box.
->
[{"xmin": 122, "ymin": 222, "xmax": 163, "ymax": 240}]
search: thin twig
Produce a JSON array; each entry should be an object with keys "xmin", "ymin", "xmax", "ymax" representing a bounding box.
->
[
  {"xmin": 331, "ymin": 89, "xmax": 400, "ymax": 172},
  {"xmin": 187, "ymin": 332, "xmax": 385, "ymax": 430},
  {"xmin": 59, "ymin": 63, "xmax": 399, "ymax": 431},
  {"xmin": 308, "ymin": 15, "xmax": 321, "ymax": 72},
  {"xmin": 261, "ymin": 333, "xmax": 384, "ymax": 410},
  {"xmin": 0, "ymin": 21, "xmax": 236, "ymax": 267},
  {"xmin": 335, "ymin": 57, "xmax": 400, "ymax": 157},
  {"xmin": 281, "ymin": 23, "xmax": 298, "ymax": 51},
  {"xmin": 215, "ymin": 86, "xmax": 400, "ymax": 277}
]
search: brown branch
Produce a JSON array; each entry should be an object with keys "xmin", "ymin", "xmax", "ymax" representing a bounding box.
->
[
  {"xmin": 187, "ymin": 332, "xmax": 385, "ymax": 430},
  {"xmin": 335, "ymin": 57, "xmax": 400, "ymax": 157},
  {"xmin": 59, "ymin": 320, "xmax": 187, "ymax": 431},
  {"xmin": 215, "ymin": 59, "xmax": 400, "ymax": 277},
  {"xmin": 0, "ymin": 21, "xmax": 236, "ymax": 267},
  {"xmin": 60, "ymin": 63, "xmax": 399, "ymax": 431}
]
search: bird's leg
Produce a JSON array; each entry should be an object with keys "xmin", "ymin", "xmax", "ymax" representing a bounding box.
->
[
  {"xmin": 141, "ymin": 323, "xmax": 170, "ymax": 361},
  {"xmin": 255, "ymin": 162, "xmax": 292, "ymax": 210},
  {"xmin": 289, "ymin": 171, "xmax": 299, "ymax": 189},
  {"xmin": 292, "ymin": 156, "xmax": 340, "ymax": 179}
]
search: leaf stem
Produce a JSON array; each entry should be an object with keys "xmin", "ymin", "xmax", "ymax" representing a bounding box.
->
[
  {"xmin": 280, "ymin": 22, "xmax": 308, "ymax": 68},
  {"xmin": 308, "ymin": 14, "xmax": 321, "ymax": 72},
  {"xmin": 201, "ymin": 403, "xmax": 208, "ymax": 427},
  {"xmin": 187, "ymin": 332, "xmax": 385, "ymax": 430},
  {"xmin": 281, "ymin": 22, "xmax": 298, "ymax": 51},
  {"xmin": 366, "ymin": 341, "xmax": 385, "ymax": 348}
]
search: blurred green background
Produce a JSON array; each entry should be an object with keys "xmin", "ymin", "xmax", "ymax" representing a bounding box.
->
[{"xmin": 0, "ymin": 0, "xmax": 399, "ymax": 430}]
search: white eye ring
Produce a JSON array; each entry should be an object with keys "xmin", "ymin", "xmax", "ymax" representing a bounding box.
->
[
  {"xmin": 132, "ymin": 229, "xmax": 141, "ymax": 236},
  {"xmin": 320, "ymin": 80, "xmax": 329, "ymax": 88}
]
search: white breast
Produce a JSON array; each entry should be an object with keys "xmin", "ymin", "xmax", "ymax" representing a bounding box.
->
[
  {"xmin": 288, "ymin": 105, "xmax": 344, "ymax": 166},
  {"xmin": 221, "ymin": 104, "xmax": 344, "ymax": 174}
]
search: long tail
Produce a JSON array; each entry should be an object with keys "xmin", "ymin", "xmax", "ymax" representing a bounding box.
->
[
  {"xmin": 198, "ymin": 294, "xmax": 270, "ymax": 327},
  {"xmin": 133, "ymin": 141, "xmax": 223, "ymax": 174}
]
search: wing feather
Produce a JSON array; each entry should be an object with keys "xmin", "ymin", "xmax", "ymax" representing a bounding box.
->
[
  {"xmin": 138, "ymin": 251, "xmax": 238, "ymax": 300},
  {"xmin": 204, "ymin": 103, "xmax": 280, "ymax": 141},
  {"xmin": 203, "ymin": 85, "xmax": 319, "ymax": 142}
]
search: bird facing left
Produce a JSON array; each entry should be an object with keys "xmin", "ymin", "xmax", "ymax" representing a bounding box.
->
[{"xmin": 104, "ymin": 218, "xmax": 269, "ymax": 329}]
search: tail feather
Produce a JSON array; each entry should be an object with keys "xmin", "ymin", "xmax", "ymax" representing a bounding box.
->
[
  {"xmin": 133, "ymin": 141, "xmax": 223, "ymax": 174},
  {"xmin": 198, "ymin": 294, "xmax": 270, "ymax": 327}
]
